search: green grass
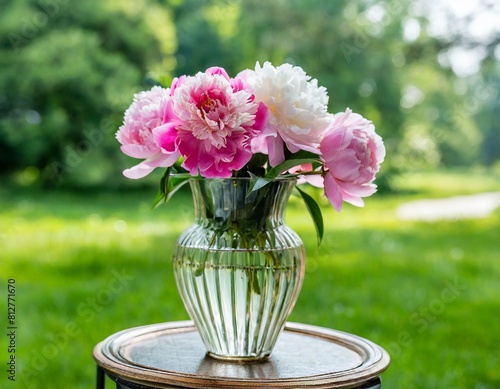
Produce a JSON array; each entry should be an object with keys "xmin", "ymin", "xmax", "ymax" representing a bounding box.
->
[{"xmin": 1, "ymin": 169, "xmax": 500, "ymax": 388}]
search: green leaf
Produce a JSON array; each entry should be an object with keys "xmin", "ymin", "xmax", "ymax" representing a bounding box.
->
[
  {"xmin": 247, "ymin": 171, "xmax": 272, "ymax": 196},
  {"xmin": 296, "ymin": 186, "xmax": 324, "ymax": 246},
  {"xmin": 244, "ymin": 153, "xmax": 268, "ymax": 177},
  {"xmin": 283, "ymin": 150, "xmax": 320, "ymax": 160},
  {"xmin": 152, "ymin": 168, "xmax": 191, "ymax": 208},
  {"xmin": 152, "ymin": 167, "xmax": 172, "ymax": 209},
  {"xmin": 166, "ymin": 175, "xmax": 191, "ymax": 200},
  {"xmin": 151, "ymin": 190, "xmax": 166, "ymax": 209},
  {"xmin": 162, "ymin": 166, "xmax": 172, "ymax": 193},
  {"xmin": 267, "ymin": 158, "xmax": 319, "ymax": 179}
]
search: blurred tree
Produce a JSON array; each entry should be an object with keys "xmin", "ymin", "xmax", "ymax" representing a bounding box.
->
[
  {"xmin": 233, "ymin": 0, "xmax": 409, "ymax": 189},
  {"xmin": 234, "ymin": 0, "xmax": 498, "ymax": 175},
  {"xmin": 167, "ymin": 0, "xmax": 243, "ymax": 77},
  {"xmin": 412, "ymin": 0, "xmax": 500, "ymax": 167},
  {"xmin": 476, "ymin": 58, "xmax": 500, "ymax": 165},
  {"xmin": 1, "ymin": 0, "xmax": 497, "ymax": 188},
  {"xmin": 0, "ymin": 0, "xmax": 177, "ymax": 187},
  {"xmin": 397, "ymin": 31, "xmax": 481, "ymax": 168}
]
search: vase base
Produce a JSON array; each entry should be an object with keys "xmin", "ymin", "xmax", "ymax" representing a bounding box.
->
[{"xmin": 206, "ymin": 351, "xmax": 271, "ymax": 363}]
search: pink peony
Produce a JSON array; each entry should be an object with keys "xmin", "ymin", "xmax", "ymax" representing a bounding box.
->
[
  {"xmin": 154, "ymin": 69, "xmax": 266, "ymax": 178},
  {"xmin": 116, "ymin": 86, "xmax": 180, "ymax": 179},
  {"xmin": 242, "ymin": 62, "xmax": 330, "ymax": 166},
  {"xmin": 320, "ymin": 109, "xmax": 385, "ymax": 212},
  {"xmin": 288, "ymin": 163, "xmax": 324, "ymax": 187}
]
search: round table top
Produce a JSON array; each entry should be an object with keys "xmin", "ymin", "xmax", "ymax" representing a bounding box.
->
[{"xmin": 93, "ymin": 321, "xmax": 390, "ymax": 389}]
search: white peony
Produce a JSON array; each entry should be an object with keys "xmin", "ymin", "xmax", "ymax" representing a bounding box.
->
[{"xmin": 242, "ymin": 61, "xmax": 331, "ymax": 165}]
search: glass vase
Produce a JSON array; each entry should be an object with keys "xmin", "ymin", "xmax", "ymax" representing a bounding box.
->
[{"xmin": 172, "ymin": 177, "xmax": 306, "ymax": 361}]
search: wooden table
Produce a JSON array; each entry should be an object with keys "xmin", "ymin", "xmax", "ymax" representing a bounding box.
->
[{"xmin": 93, "ymin": 321, "xmax": 390, "ymax": 389}]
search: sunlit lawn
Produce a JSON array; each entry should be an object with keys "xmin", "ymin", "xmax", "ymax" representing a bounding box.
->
[{"xmin": 1, "ymin": 168, "xmax": 500, "ymax": 388}]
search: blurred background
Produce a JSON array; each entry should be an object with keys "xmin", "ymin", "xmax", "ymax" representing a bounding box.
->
[{"xmin": 0, "ymin": 0, "xmax": 499, "ymax": 388}]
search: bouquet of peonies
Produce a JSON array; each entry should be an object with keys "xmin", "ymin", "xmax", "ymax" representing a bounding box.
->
[{"xmin": 116, "ymin": 62, "xmax": 385, "ymax": 241}]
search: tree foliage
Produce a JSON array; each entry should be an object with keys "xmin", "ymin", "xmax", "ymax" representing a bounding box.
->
[
  {"xmin": 0, "ymin": 0, "xmax": 176, "ymax": 186},
  {"xmin": 1, "ymin": 0, "xmax": 498, "ymax": 187}
]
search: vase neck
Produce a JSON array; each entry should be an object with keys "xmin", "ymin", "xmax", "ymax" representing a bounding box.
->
[{"xmin": 189, "ymin": 178, "xmax": 296, "ymax": 230}]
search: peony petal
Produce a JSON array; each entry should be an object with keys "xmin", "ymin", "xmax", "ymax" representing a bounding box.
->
[
  {"xmin": 205, "ymin": 66, "xmax": 230, "ymax": 80},
  {"xmin": 340, "ymin": 182, "xmax": 377, "ymax": 197},
  {"xmin": 123, "ymin": 164, "xmax": 155, "ymax": 179},
  {"xmin": 123, "ymin": 152, "xmax": 178, "ymax": 179},
  {"xmin": 120, "ymin": 144, "xmax": 157, "ymax": 159},
  {"xmin": 170, "ymin": 76, "xmax": 186, "ymax": 96},
  {"xmin": 288, "ymin": 163, "xmax": 313, "ymax": 174},
  {"xmin": 339, "ymin": 191, "xmax": 365, "ymax": 207},
  {"xmin": 229, "ymin": 147, "xmax": 252, "ymax": 170},
  {"xmin": 328, "ymin": 150, "xmax": 360, "ymax": 181},
  {"xmin": 153, "ymin": 123, "xmax": 178, "ymax": 153},
  {"xmin": 201, "ymin": 166, "xmax": 231, "ymax": 178},
  {"xmin": 285, "ymin": 138, "xmax": 320, "ymax": 154},
  {"xmin": 250, "ymin": 133, "xmax": 270, "ymax": 154},
  {"xmin": 244, "ymin": 61, "xmax": 330, "ymax": 156},
  {"xmin": 267, "ymin": 135, "xmax": 285, "ymax": 167},
  {"xmin": 252, "ymin": 102, "xmax": 269, "ymax": 132},
  {"xmin": 305, "ymin": 174, "xmax": 325, "ymax": 188},
  {"xmin": 320, "ymin": 128, "xmax": 352, "ymax": 161},
  {"xmin": 161, "ymin": 99, "xmax": 178, "ymax": 123},
  {"xmin": 170, "ymin": 70, "xmax": 261, "ymax": 176},
  {"xmin": 317, "ymin": 108, "xmax": 385, "ymax": 211},
  {"xmin": 117, "ymin": 86, "xmax": 170, "ymax": 172},
  {"xmin": 372, "ymin": 134, "xmax": 386, "ymax": 162},
  {"xmin": 324, "ymin": 174, "xmax": 343, "ymax": 212}
]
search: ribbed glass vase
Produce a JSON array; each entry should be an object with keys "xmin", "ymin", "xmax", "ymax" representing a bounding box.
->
[{"xmin": 172, "ymin": 177, "xmax": 306, "ymax": 361}]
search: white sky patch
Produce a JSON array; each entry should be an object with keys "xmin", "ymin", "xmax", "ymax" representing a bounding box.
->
[
  {"xmin": 468, "ymin": 11, "xmax": 499, "ymax": 41},
  {"xmin": 401, "ymin": 85, "xmax": 425, "ymax": 109},
  {"xmin": 365, "ymin": 3, "xmax": 387, "ymax": 24},
  {"xmin": 446, "ymin": 46, "xmax": 489, "ymax": 77},
  {"xmin": 403, "ymin": 18, "xmax": 421, "ymax": 42},
  {"xmin": 423, "ymin": 0, "xmax": 500, "ymax": 77}
]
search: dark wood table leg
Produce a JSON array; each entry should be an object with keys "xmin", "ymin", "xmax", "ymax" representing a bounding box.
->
[{"xmin": 96, "ymin": 365, "xmax": 105, "ymax": 389}]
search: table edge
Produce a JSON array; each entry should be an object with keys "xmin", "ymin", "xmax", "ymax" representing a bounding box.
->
[{"xmin": 93, "ymin": 321, "xmax": 390, "ymax": 389}]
